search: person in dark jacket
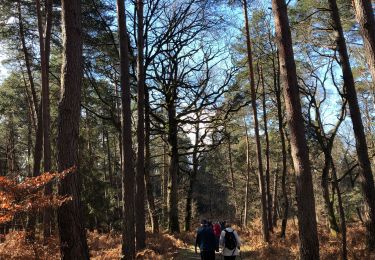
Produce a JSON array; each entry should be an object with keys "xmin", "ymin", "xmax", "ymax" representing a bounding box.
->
[{"xmin": 195, "ymin": 219, "xmax": 217, "ymax": 260}]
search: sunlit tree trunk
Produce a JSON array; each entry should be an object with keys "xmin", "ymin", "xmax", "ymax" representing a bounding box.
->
[
  {"xmin": 243, "ymin": 117, "xmax": 251, "ymax": 228},
  {"xmin": 35, "ymin": 0, "xmax": 53, "ymax": 240},
  {"xmin": 243, "ymin": 0, "xmax": 269, "ymax": 242},
  {"xmin": 273, "ymin": 50, "xmax": 289, "ymax": 238},
  {"xmin": 18, "ymin": 0, "xmax": 43, "ymax": 241},
  {"xmin": 328, "ymin": 0, "xmax": 375, "ymax": 250},
  {"xmin": 352, "ymin": 0, "xmax": 375, "ymax": 88},
  {"xmin": 272, "ymin": 0, "xmax": 319, "ymax": 258},
  {"xmin": 260, "ymin": 65, "xmax": 273, "ymax": 232}
]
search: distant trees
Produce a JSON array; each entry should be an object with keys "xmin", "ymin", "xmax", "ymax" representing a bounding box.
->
[{"xmin": 0, "ymin": 0, "xmax": 375, "ymax": 259}]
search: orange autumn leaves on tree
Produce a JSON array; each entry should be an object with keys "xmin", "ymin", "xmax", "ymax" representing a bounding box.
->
[{"xmin": 0, "ymin": 167, "xmax": 76, "ymax": 224}]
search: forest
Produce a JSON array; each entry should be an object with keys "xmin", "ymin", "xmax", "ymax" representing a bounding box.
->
[{"xmin": 0, "ymin": 0, "xmax": 374, "ymax": 259}]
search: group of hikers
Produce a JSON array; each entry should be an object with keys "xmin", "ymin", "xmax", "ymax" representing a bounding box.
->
[{"xmin": 195, "ymin": 220, "xmax": 241, "ymax": 260}]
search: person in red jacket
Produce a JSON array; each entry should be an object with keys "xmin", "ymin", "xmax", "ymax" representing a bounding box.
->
[
  {"xmin": 195, "ymin": 220, "xmax": 217, "ymax": 260},
  {"xmin": 213, "ymin": 222, "xmax": 221, "ymax": 237},
  {"xmin": 213, "ymin": 222, "xmax": 221, "ymax": 249}
]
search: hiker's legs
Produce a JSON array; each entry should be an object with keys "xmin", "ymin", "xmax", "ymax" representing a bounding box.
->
[
  {"xmin": 201, "ymin": 250, "xmax": 215, "ymax": 260},
  {"xmin": 224, "ymin": 256, "xmax": 236, "ymax": 260},
  {"xmin": 208, "ymin": 250, "xmax": 215, "ymax": 260}
]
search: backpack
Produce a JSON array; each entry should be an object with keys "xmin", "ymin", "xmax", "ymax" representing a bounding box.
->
[{"xmin": 224, "ymin": 229, "xmax": 237, "ymax": 250}]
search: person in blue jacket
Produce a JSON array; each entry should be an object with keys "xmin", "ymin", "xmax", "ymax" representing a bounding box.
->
[{"xmin": 195, "ymin": 219, "xmax": 217, "ymax": 260}]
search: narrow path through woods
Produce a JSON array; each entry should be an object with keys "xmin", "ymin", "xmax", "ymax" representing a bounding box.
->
[
  {"xmin": 175, "ymin": 243, "xmax": 255, "ymax": 260},
  {"xmin": 171, "ymin": 221, "xmax": 375, "ymax": 259},
  {"xmin": 174, "ymin": 234, "xmax": 255, "ymax": 260}
]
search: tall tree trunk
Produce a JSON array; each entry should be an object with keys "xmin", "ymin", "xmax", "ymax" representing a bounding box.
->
[
  {"xmin": 162, "ymin": 141, "xmax": 168, "ymax": 227},
  {"xmin": 352, "ymin": 0, "xmax": 375, "ymax": 86},
  {"xmin": 56, "ymin": 0, "xmax": 89, "ymax": 259},
  {"xmin": 272, "ymin": 166, "xmax": 278, "ymax": 227},
  {"xmin": 117, "ymin": 0, "xmax": 136, "ymax": 258},
  {"xmin": 243, "ymin": 117, "xmax": 251, "ymax": 228},
  {"xmin": 144, "ymin": 87, "xmax": 159, "ymax": 233},
  {"xmin": 260, "ymin": 65, "xmax": 273, "ymax": 232},
  {"xmin": 331, "ymin": 161, "xmax": 348, "ymax": 260},
  {"xmin": 18, "ymin": 0, "xmax": 44, "ymax": 241},
  {"xmin": 17, "ymin": 0, "xmax": 38, "ymax": 124},
  {"xmin": 227, "ymin": 132, "xmax": 238, "ymax": 217},
  {"xmin": 185, "ymin": 121, "xmax": 200, "ymax": 232},
  {"xmin": 271, "ymin": 0, "xmax": 319, "ymax": 258},
  {"xmin": 273, "ymin": 50, "xmax": 289, "ymax": 238},
  {"xmin": 21, "ymin": 65, "xmax": 37, "ymax": 131},
  {"xmin": 27, "ymin": 103, "xmax": 33, "ymax": 178},
  {"xmin": 34, "ymin": 0, "xmax": 54, "ymax": 240},
  {"xmin": 105, "ymin": 130, "xmax": 113, "ymax": 186},
  {"xmin": 115, "ymin": 84, "xmax": 122, "ymax": 219},
  {"xmin": 243, "ymin": 0, "xmax": 269, "ymax": 242},
  {"xmin": 227, "ymin": 133, "xmax": 235, "ymax": 189},
  {"xmin": 328, "ymin": 0, "xmax": 375, "ymax": 250},
  {"xmin": 321, "ymin": 155, "xmax": 339, "ymax": 235},
  {"xmin": 135, "ymin": 0, "xmax": 146, "ymax": 251},
  {"xmin": 185, "ymin": 162, "xmax": 197, "ymax": 232},
  {"xmin": 167, "ymin": 100, "xmax": 180, "ymax": 233}
]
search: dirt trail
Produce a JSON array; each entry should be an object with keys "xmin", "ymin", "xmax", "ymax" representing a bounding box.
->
[{"xmin": 175, "ymin": 243, "xmax": 251, "ymax": 259}]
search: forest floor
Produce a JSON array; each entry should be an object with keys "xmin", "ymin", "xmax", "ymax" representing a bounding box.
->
[{"xmin": 0, "ymin": 219, "xmax": 374, "ymax": 259}]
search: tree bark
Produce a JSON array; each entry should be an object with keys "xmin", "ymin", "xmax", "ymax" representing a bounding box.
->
[
  {"xmin": 185, "ymin": 120, "xmax": 200, "ymax": 232},
  {"xmin": 18, "ymin": 0, "xmax": 44, "ymax": 241},
  {"xmin": 144, "ymin": 86, "xmax": 159, "ymax": 233},
  {"xmin": 321, "ymin": 156, "xmax": 339, "ymax": 235},
  {"xmin": 56, "ymin": 0, "xmax": 89, "ymax": 259},
  {"xmin": 272, "ymin": 0, "xmax": 319, "ymax": 258},
  {"xmin": 331, "ymin": 161, "xmax": 347, "ymax": 260},
  {"xmin": 243, "ymin": 117, "xmax": 251, "ymax": 228},
  {"xmin": 352, "ymin": 0, "xmax": 375, "ymax": 87},
  {"xmin": 185, "ymin": 162, "xmax": 197, "ymax": 232},
  {"xmin": 227, "ymin": 131, "xmax": 238, "ymax": 217},
  {"xmin": 328, "ymin": 0, "xmax": 375, "ymax": 250},
  {"xmin": 227, "ymin": 132, "xmax": 235, "ymax": 189},
  {"xmin": 117, "ymin": 0, "xmax": 136, "ymax": 257},
  {"xmin": 273, "ymin": 50, "xmax": 289, "ymax": 238},
  {"xmin": 17, "ymin": 0, "xmax": 39, "ymax": 125},
  {"xmin": 35, "ymin": 0, "xmax": 53, "ymax": 240},
  {"xmin": 243, "ymin": 0, "xmax": 269, "ymax": 242},
  {"xmin": 135, "ymin": 0, "xmax": 146, "ymax": 251},
  {"xmin": 162, "ymin": 141, "xmax": 168, "ymax": 227},
  {"xmin": 167, "ymin": 96, "xmax": 180, "ymax": 233},
  {"xmin": 272, "ymin": 166, "xmax": 278, "ymax": 227},
  {"xmin": 260, "ymin": 65, "xmax": 273, "ymax": 232}
]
